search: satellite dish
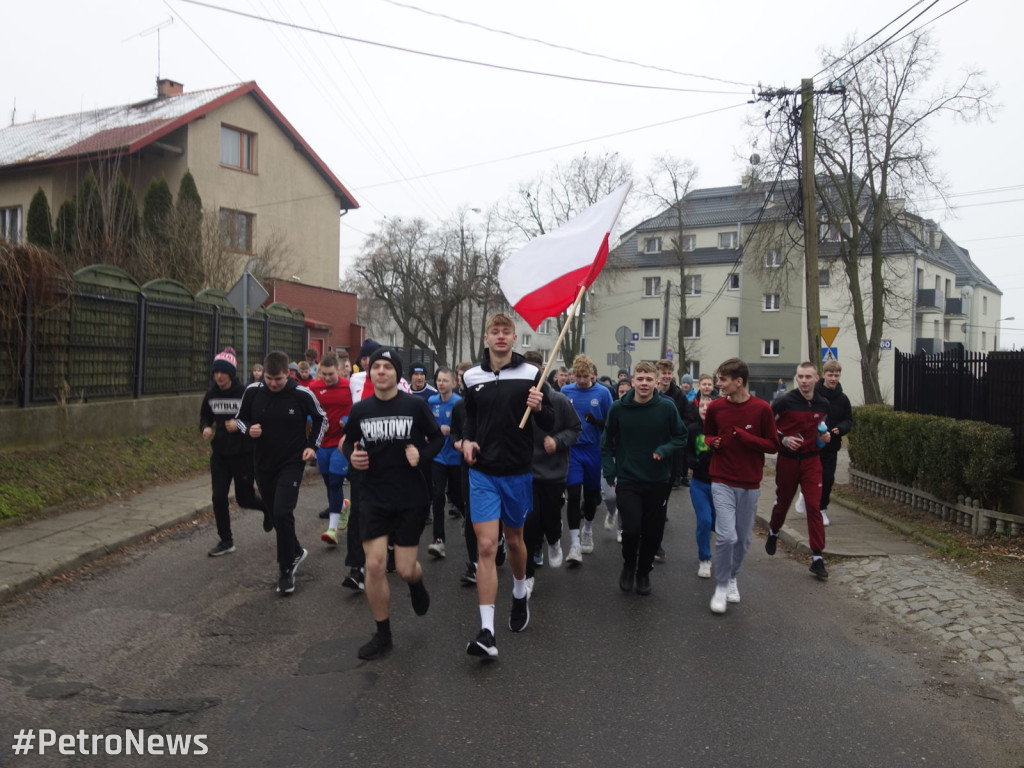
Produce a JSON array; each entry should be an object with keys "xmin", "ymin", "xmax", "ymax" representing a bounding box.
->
[{"xmin": 749, "ymin": 153, "xmax": 761, "ymax": 166}]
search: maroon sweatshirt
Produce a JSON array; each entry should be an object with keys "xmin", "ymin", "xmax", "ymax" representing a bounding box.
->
[{"xmin": 705, "ymin": 395, "xmax": 779, "ymax": 489}]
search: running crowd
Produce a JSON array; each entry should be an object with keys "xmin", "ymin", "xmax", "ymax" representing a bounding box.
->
[{"xmin": 198, "ymin": 314, "xmax": 853, "ymax": 661}]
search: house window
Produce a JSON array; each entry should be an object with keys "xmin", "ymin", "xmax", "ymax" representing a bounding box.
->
[
  {"xmin": 0, "ymin": 206, "xmax": 22, "ymax": 243},
  {"xmin": 219, "ymin": 208, "xmax": 255, "ymax": 253},
  {"xmin": 681, "ymin": 234, "xmax": 696, "ymax": 252},
  {"xmin": 685, "ymin": 360, "xmax": 700, "ymax": 379},
  {"xmin": 982, "ymin": 296, "xmax": 988, "ymax": 315},
  {"xmin": 718, "ymin": 231, "xmax": 738, "ymax": 249},
  {"xmin": 387, "ymin": 332, "xmax": 397, "ymax": 346},
  {"xmin": 642, "ymin": 318, "xmax": 660, "ymax": 339},
  {"xmin": 538, "ymin": 319, "xmax": 552, "ymax": 334},
  {"xmin": 819, "ymin": 221, "xmax": 853, "ymax": 242},
  {"xmin": 522, "ymin": 334, "xmax": 532, "ymax": 348},
  {"xmin": 684, "ymin": 274, "xmax": 702, "ymax": 296},
  {"xmin": 728, "ymin": 273, "xmax": 740, "ymax": 290},
  {"xmin": 727, "ymin": 317, "xmax": 740, "ymax": 335},
  {"xmin": 982, "ymin": 331, "xmax": 987, "ymax": 349},
  {"xmin": 764, "ymin": 293, "xmax": 780, "ymax": 311},
  {"xmin": 645, "ymin": 236, "xmax": 662, "ymax": 254},
  {"xmin": 643, "ymin": 276, "xmax": 661, "ymax": 297},
  {"xmin": 684, "ymin": 318, "xmax": 701, "ymax": 339},
  {"xmin": 220, "ymin": 125, "xmax": 256, "ymax": 171},
  {"xmin": 765, "ymin": 250, "xmax": 782, "ymax": 268},
  {"xmin": 819, "ymin": 269, "xmax": 830, "ymax": 287},
  {"xmin": 762, "ymin": 339, "xmax": 780, "ymax": 357}
]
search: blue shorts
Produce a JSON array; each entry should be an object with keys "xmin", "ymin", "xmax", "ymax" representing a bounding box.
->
[
  {"xmin": 468, "ymin": 469, "xmax": 532, "ymax": 529},
  {"xmin": 316, "ymin": 446, "xmax": 349, "ymax": 477},
  {"xmin": 568, "ymin": 443, "xmax": 602, "ymax": 490}
]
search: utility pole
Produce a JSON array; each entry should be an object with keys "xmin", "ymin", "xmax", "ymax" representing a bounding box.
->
[
  {"xmin": 660, "ymin": 280, "xmax": 672, "ymax": 359},
  {"xmin": 801, "ymin": 78, "xmax": 823, "ymax": 372},
  {"xmin": 756, "ymin": 78, "xmax": 844, "ymax": 373}
]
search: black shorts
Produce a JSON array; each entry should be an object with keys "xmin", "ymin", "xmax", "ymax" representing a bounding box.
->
[{"xmin": 360, "ymin": 504, "xmax": 427, "ymax": 547}]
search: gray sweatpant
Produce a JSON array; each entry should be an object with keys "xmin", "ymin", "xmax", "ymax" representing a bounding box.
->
[{"xmin": 711, "ymin": 483, "xmax": 760, "ymax": 587}]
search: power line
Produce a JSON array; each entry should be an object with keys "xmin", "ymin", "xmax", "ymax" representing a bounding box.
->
[
  {"xmin": 162, "ymin": 0, "xmax": 243, "ymax": 81},
  {"xmin": 356, "ymin": 102, "xmax": 749, "ymax": 190},
  {"xmin": 377, "ymin": 0, "xmax": 756, "ymax": 88},
  {"xmin": 175, "ymin": 0, "xmax": 749, "ymax": 95},
  {"xmin": 813, "ymin": 0, "xmax": 931, "ymax": 80}
]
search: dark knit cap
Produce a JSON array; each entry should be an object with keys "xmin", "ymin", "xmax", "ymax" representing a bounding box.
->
[
  {"xmin": 367, "ymin": 347, "xmax": 403, "ymax": 381},
  {"xmin": 358, "ymin": 338, "xmax": 381, "ymax": 360}
]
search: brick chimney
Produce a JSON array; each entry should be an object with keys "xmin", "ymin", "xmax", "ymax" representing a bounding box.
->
[{"xmin": 156, "ymin": 78, "xmax": 184, "ymax": 98}]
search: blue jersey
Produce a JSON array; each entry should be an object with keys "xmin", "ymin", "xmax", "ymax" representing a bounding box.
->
[
  {"xmin": 560, "ymin": 381, "xmax": 613, "ymax": 445},
  {"xmin": 429, "ymin": 391, "xmax": 462, "ymax": 465}
]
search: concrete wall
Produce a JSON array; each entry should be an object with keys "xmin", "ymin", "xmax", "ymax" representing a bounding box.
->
[{"xmin": 1, "ymin": 394, "xmax": 203, "ymax": 451}]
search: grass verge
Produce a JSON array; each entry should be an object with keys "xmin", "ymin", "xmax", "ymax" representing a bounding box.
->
[{"xmin": 0, "ymin": 428, "xmax": 209, "ymax": 524}]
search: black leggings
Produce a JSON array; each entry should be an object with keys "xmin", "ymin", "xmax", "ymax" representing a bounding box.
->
[{"xmin": 210, "ymin": 452, "xmax": 264, "ymax": 543}]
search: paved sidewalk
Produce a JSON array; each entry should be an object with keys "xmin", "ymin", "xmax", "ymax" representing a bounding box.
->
[{"xmin": 2, "ymin": 452, "xmax": 1022, "ymax": 715}]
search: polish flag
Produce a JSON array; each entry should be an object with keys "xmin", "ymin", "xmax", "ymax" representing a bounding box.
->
[{"xmin": 498, "ymin": 181, "xmax": 631, "ymax": 330}]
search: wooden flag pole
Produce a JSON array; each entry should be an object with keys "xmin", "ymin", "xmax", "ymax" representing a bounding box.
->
[{"xmin": 518, "ymin": 283, "xmax": 588, "ymax": 429}]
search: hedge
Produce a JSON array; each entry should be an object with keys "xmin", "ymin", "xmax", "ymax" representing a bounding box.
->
[{"xmin": 847, "ymin": 405, "xmax": 1015, "ymax": 508}]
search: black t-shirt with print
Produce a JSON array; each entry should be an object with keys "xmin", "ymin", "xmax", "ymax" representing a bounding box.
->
[{"xmin": 343, "ymin": 392, "xmax": 443, "ymax": 508}]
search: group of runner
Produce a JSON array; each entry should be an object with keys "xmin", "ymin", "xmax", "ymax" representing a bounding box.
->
[{"xmin": 198, "ymin": 314, "xmax": 853, "ymax": 660}]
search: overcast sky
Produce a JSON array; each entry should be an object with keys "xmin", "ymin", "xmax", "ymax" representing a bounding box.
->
[{"xmin": 5, "ymin": 0, "xmax": 1021, "ymax": 348}]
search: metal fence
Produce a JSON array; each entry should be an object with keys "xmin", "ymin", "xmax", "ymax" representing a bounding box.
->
[
  {"xmin": 2, "ymin": 265, "xmax": 306, "ymax": 407},
  {"xmin": 894, "ymin": 347, "xmax": 1024, "ymax": 479}
]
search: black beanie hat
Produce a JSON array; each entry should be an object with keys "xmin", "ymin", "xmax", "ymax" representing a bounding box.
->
[{"xmin": 367, "ymin": 347, "xmax": 403, "ymax": 382}]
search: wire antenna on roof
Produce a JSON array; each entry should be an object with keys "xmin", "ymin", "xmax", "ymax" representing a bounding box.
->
[{"xmin": 124, "ymin": 17, "xmax": 174, "ymax": 82}]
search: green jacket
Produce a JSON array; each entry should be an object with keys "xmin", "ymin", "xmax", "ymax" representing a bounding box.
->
[{"xmin": 601, "ymin": 389, "xmax": 687, "ymax": 485}]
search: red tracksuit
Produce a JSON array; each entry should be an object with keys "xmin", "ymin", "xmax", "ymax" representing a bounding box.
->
[{"xmin": 770, "ymin": 388, "xmax": 830, "ymax": 553}]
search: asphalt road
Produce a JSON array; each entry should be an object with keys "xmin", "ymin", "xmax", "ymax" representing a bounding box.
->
[{"xmin": 2, "ymin": 479, "xmax": 1022, "ymax": 768}]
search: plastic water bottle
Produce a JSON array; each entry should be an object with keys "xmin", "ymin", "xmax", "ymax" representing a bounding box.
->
[{"xmin": 816, "ymin": 420, "xmax": 828, "ymax": 447}]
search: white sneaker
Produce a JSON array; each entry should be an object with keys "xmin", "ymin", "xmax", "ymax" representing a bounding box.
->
[
  {"xmin": 821, "ymin": 509, "xmax": 830, "ymax": 527},
  {"xmin": 525, "ymin": 576, "xmax": 535, "ymax": 598},
  {"xmin": 427, "ymin": 539, "xmax": 446, "ymax": 558},
  {"xmin": 603, "ymin": 511, "xmax": 616, "ymax": 531},
  {"xmin": 580, "ymin": 529, "xmax": 594, "ymax": 554},
  {"xmin": 548, "ymin": 541, "xmax": 563, "ymax": 568},
  {"xmin": 697, "ymin": 560, "xmax": 712, "ymax": 579},
  {"xmin": 726, "ymin": 578, "xmax": 741, "ymax": 603},
  {"xmin": 710, "ymin": 586, "xmax": 728, "ymax": 614},
  {"xmin": 616, "ymin": 529, "xmax": 622, "ymax": 543},
  {"xmin": 566, "ymin": 543, "xmax": 583, "ymax": 566}
]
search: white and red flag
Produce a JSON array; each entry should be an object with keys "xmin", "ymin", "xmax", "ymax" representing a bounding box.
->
[{"xmin": 498, "ymin": 181, "xmax": 631, "ymax": 330}]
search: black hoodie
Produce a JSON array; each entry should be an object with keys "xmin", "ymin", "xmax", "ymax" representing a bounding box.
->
[
  {"xmin": 814, "ymin": 378, "xmax": 853, "ymax": 453},
  {"xmin": 199, "ymin": 377, "xmax": 250, "ymax": 457}
]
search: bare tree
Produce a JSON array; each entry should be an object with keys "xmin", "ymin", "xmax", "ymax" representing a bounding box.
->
[
  {"xmin": 755, "ymin": 31, "xmax": 994, "ymax": 403},
  {"xmin": 499, "ymin": 152, "xmax": 633, "ymax": 363},
  {"xmin": 643, "ymin": 155, "xmax": 699, "ymax": 372}
]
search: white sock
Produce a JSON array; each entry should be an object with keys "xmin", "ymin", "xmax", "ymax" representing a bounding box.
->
[
  {"xmin": 512, "ymin": 577, "xmax": 527, "ymax": 599},
  {"xmin": 812, "ymin": 555, "xmax": 823, "ymax": 562},
  {"xmin": 570, "ymin": 529, "xmax": 581, "ymax": 546},
  {"xmin": 328, "ymin": 512, "xmax": 340, "ymax": 529},
  {"xmin": 479, "ymin": 604, "xmax": 495, "ymax": 634}
]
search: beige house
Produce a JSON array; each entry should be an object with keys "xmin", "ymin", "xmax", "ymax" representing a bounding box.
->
[
  {"xmin": 0, "ymin": 78, "xmax": 358, "ymax": 289},
  {"xmin": 585, "ymin": 181, "xmax": 1002, "ymax": 406}
]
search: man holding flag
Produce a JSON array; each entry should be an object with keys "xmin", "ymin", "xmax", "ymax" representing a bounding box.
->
[
  {"xmin": 458, "ymin": 181, "xmax": 630, "ymax": 659},
  {"xmin": 461, "ymin": 314, "xmax": 554, "ymax": 658}
]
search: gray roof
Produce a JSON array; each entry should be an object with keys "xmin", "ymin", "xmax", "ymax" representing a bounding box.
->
[{"xmin": 614, "ymin": 180, "xmax": 998, "ymax": 293}]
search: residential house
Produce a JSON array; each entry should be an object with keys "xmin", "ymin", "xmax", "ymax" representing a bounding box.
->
[
  {"xmin": 586, "ymin": 179, "xmax": 1001, "ymax": 406},
  {"xmin": 0, "ymin": 78, "xmax": 358, "ymax": 290}
]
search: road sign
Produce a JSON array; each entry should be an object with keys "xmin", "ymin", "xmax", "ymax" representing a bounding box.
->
[
  {"xmin": 227, "ymin": 271, "xmax": 269, "ymax": 380},
  {"xmin": 822, "ymin": 347, "xmax": 838, "ymax": 362},
  {"xmin": 628, "ymin": 343, "xmax": 636, "ymax": 351},
  {"xmin": 631, "ymin": 332, "xmax": 639, "ymax": 341},
  {"xmin": 880, "ymin": 339, "xmax": 892, "ymax": 350},
  {"xmin": 821, "ymin": 326, "xmax": 840, "ymax": 347},
  {"xmin": 615, "ymin": 325, "xmax": 633, "ymax": 345},
  {"xmin": 666, "ymin": 348, "xmax": 674, "ymax": 360}
]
